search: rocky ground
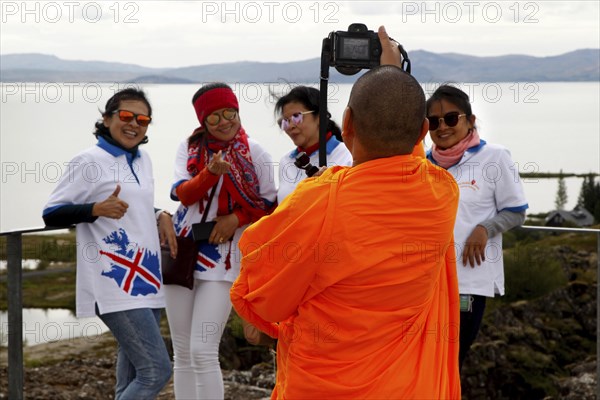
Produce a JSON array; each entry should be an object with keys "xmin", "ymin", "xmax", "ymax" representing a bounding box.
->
[
  {"xmin": 0, "ymin": 332, "xmax": 276, "ymax": 399},
  {"xmin": 460, "ymin": 245, "xmax": 598, "ymax": 399}
]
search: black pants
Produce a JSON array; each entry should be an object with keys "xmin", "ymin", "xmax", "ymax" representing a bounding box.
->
[{"xmin": 459, "ymin": 294, "xmax": 487, "ymax": 370}]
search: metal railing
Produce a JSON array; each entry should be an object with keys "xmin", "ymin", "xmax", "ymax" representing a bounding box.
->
[
  {"xmin": 1, "ymin": 224, "xmax": 599, "ymax": 399},
  {"xmin": 1, "ymin": 226, "xmax": 73, "ymax": 400}
]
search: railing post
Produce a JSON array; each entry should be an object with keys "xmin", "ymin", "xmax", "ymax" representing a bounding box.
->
[{"xmin": 7, "ymin": 233, "xmax": 24, "ymax": 400}]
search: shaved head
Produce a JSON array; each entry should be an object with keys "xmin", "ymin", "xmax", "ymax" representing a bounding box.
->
[{"xmin": 348, "ymin": 65, "xmax": 426, "ymax": 156}]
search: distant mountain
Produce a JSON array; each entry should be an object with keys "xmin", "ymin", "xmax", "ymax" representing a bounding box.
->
[
  {"xmin": 1, "ymin": 53, "xmax": 165, "ymax": 73},
  {"xmin": 0, "ymin": 53, "xmax": 165, "ymax": 82},
  {"xmin": 1, "ymin": 50, "xmax": 598, "ymax": 83},
  {"xmin": 411, "ymin": 49, "xmax": 600, "ymax": 82}
]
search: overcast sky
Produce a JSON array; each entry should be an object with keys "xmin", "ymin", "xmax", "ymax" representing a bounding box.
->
[{"xmin": 1, "ymin": 1, "xmax": 599, "ymax": 68}]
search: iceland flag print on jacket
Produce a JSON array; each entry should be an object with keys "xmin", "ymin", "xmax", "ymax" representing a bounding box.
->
[{"xmin": 99, "ymin": 228, "xmax": 162, "ymax": 296}]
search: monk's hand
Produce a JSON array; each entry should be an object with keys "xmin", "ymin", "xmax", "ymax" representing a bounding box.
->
[
  {"xmin": 242, "ymin": 320, "xmax": 276, "ymax": 346},
  {"xmin": 209, "ymin": 213, "xmax": 239, "ymax": 245},
  {"xmin": 462, "ymin": 225, "xmax": 489, "ymax": 267},
  {"xmin": 312, "ymin": 166, "xmax": 328, "ymax": 177},
  {"xmin": 378, "ymin": 25, "xmax": 402, "ymax": 68},
  {"xmin": 243, "ymin": 321, "xmax": 264, "ymax": 345},
  {"xmin": 92, "ymin": 185, "xmax": 129, "ymax": 219},
  {"xmin": 208, "ymin": 150, "xmax": 231, "ymax": 175}
]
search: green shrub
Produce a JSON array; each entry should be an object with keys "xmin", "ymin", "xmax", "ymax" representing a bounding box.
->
[
  {"xmin": 504, "ymin": 226, "xmax": 547, "ymax": 249},
  {"xmin": 502, "ymin": 243, "xmax": 567, "ymax": 303}
]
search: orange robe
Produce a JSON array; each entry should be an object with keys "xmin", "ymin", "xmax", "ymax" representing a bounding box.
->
[
  {"xmin": 231, "ymin": 154, "xmax": 461, "ymax": 399},
  {"xmin": 414, "ymin": 139, "xmax": 426, "ymax": 158}
]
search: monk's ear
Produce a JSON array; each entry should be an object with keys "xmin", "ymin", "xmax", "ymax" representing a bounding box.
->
[
  {"xmin": 416, "ymin": 117, "xmax": 429, "ymax": 144},
  {"xmin": 342, "ymin": 107, "xmax": 355, "ymax": 145}
]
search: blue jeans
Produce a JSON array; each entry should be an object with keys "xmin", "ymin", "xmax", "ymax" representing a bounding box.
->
[{"xmin": 97, "ymin": 306, "xmax": 172, "ymax": 400}]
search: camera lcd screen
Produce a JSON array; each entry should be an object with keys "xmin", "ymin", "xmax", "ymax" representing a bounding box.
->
[{"xmin": 340, "ymin": 37, "xmax": 370, "ymax": 60}]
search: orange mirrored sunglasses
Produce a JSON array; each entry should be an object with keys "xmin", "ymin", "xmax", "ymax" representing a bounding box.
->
[
  {"xmin": 205, "ymin": 108, "xmax": 237, "ymax": 126},
  {"xmin": 113, "ymin": 110, "xmax": 152, "ymax": 127}
]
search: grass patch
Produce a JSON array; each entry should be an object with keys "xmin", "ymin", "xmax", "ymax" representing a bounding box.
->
[
  {"xmin": 0, "ymin": 231, "xmax": 77, "ymax": 262},
  {"xmin": 536, "ymin": 231, "xmax": 598, "ymax": 252},
  {"xmin": 0, "ymin": 269, "xmax": 76, "ymax": 310},
  {"xmin": 1, "ymin": 232, "xmax": 77, "ymax": 310},
  {"xmin": 24, "ymin": 358, "xmax": 55, "ymax": 368}
]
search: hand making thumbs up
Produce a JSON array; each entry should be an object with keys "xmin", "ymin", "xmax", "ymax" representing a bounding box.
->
[{"xmin": 92, "ymin": 185, "xmax": 129, "ymax": 219}]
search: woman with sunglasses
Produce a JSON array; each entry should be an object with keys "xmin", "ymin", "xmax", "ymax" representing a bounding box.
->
[
  {"xmin": 274, "ymin": 85, "xmax": 353, "ymax": 203},
  {"xmin": 426, "ymin": 85, "xmax": 528, "ymax": 370},
  {"xmin": 236, "ymin": 86, "xmax": 354, "ymax": 348},
  {"xmin": 164, "ymin": 82, "xmax": 277, "ymax": 399},
  {"xmin": 43, "ymin": 87, "xmax": 176, "ymax": 399}
]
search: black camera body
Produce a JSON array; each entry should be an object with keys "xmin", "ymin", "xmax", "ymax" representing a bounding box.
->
[
  {"xmin": 328, "ymin": 23, "xmax": 382, "ymax": 75},
  {"xmin": 294, "ymin": 152, "xmax": 320, "ymax": 177},
  {"xmin": 316, "ymin": 23, "xmax": 410, "ymax": 166}
]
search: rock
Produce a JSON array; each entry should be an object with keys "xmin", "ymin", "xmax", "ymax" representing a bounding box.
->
[{"xmin": 460, "ymin": 245, "xmax": 597, "ymax": 399}]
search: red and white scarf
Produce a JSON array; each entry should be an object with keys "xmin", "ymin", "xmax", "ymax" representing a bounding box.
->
[{"xmin": 187, "ymin": 128, "xmax": 271, "ymax": 220}]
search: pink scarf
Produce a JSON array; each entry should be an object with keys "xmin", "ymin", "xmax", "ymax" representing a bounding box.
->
[{"xmin": 432, "ymin": 129, "xmax": 481, "ymax": 169}]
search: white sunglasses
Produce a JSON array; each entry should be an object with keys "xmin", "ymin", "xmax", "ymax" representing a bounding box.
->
[{"xmin": 278, "ymin": 111, "xmax": 315, "ymax": 130}]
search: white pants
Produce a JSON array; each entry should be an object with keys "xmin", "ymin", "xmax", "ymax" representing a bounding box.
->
[{"xmin": 164, "ymin": 280, "xmax": 232, "ymax": 400}]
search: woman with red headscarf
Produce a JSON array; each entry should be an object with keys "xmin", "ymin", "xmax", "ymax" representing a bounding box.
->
[{"xmin": 163, "ymin": 83, "xmax": 277, "ymax": 399}]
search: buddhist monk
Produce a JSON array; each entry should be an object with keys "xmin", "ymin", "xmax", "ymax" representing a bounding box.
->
[{"xmin": 231, "ymin": 29, "xmax": 461, "ymax": 400}]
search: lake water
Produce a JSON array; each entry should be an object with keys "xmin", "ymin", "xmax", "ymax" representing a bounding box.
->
[
  {"xmin": 0, "ymin": 259, "xmax": 40, "ymax": 271},
  {"xmin": 0, "ymin": 81, "xmax": 599, "ymax": 233},
  {"xmin": 0, "ymin": 308, "xmax": 109, "ymax": 347}
]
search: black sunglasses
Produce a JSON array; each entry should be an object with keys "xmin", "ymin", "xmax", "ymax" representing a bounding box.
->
[{"xmin": 427, "ymin": 112, "xmax": 466, "ymax": 131}]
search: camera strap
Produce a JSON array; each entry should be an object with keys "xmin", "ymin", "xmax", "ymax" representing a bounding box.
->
[
  {"xmin": 318, "ymin": 36, "xmax": 332, "ymax": 167},
  {"xmin": 200, "ymin": 185, "xmax": 218, "ymax": 223},
  {"xmin": 398, "ymin": 43, "xmax": 411, "ymax": 74},
  {"xmin": 388, "ymin": 35, "xmax": 411, "ymax": 74}
]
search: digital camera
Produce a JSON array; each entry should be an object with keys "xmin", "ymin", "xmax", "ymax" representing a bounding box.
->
[
  {"xmin": 328, "ymin": 23, "xmax": 382, "ymax": 75},
  {"xmin": 294, "ymin": 152, "xmax": 319, "ymax": 177}
]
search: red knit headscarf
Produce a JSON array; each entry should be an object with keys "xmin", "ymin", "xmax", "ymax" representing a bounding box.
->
[{"xmin": 193, "ymin": 87, "xmax": 239, "ymax": 127}]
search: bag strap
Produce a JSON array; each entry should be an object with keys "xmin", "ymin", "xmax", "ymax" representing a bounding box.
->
[{"xmin": 200, "ymin": 185, "xmax": 218, "ymax": 223}]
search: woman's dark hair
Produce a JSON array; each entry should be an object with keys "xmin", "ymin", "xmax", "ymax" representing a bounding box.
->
[
  {"xmin": 426, "ymin": 85, "xmax": 473, "ymax": 118},
  {"xmin": 93, "ymin": 87, "xmax": 152, "ymax": 145},
  {"xmin": 274, "ymin": 86, "xmax": 342, "ymax": 141},
  {"xmin": 189, "ymin": 82, "xmax": 234, "ymax": 145}
]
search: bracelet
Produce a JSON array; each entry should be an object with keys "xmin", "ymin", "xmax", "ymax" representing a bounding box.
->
[{"xmin": 155, "ymin": 210, "xmax": 173, "ymax": 223}]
